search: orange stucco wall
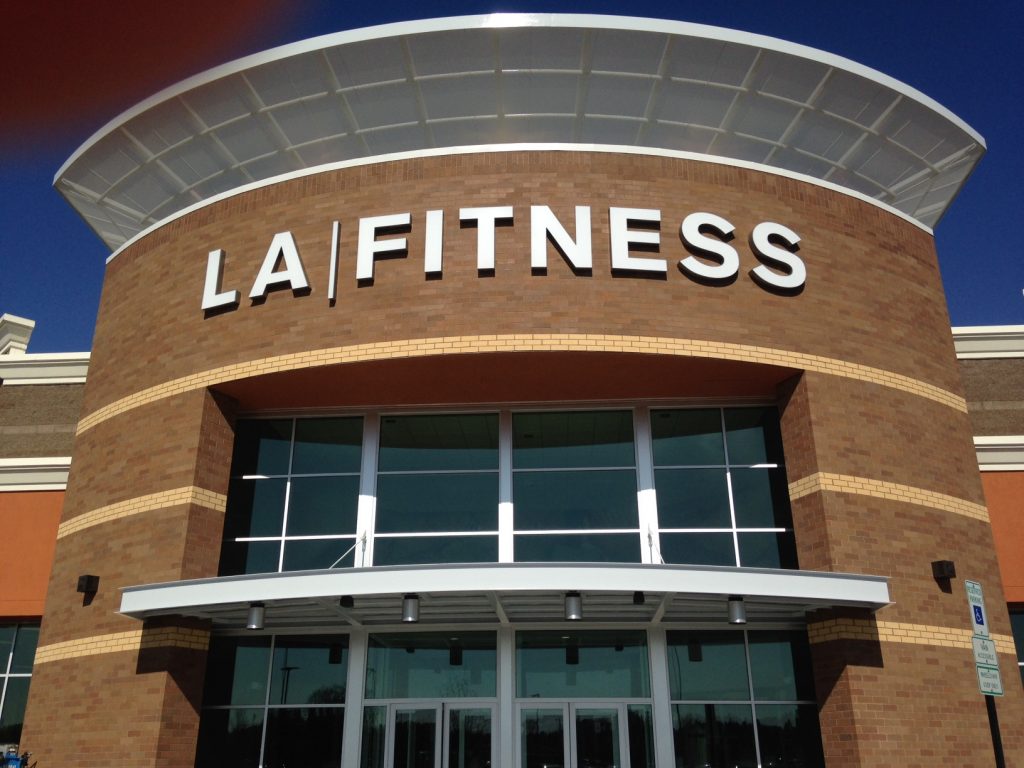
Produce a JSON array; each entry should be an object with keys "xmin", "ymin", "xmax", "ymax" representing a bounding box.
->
[
  {"xmin": 0, "ymin": 491, "xmax": 63, "ymax": 616},
  {"xmin": 982, "ymin": 471, "xmax": 1024, "ymax": 604}
]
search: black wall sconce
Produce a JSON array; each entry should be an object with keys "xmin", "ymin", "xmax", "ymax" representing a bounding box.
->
[{"xmin": 77, "ymin": 574, "xmax": 99, "ymax": 594}]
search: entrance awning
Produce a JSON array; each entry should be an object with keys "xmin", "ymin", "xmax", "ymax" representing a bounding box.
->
[{"xmin": 120, "ymin": 563, "xmax": 890, "ymax": 629}]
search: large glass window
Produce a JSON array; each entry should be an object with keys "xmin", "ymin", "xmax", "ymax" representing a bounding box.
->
[
  {"xmin": 653, "ymin": 408, "xmax": 797, "ymax": 568},
  {"xmin": 0, "ymin": 624, "xmax": 38, "ymax": 746},
  {"xmin": 361, "ymin": 632, "xmax": 497, "ymax": 768},
  {"xmin": 220, "ymin": 418, "xmax": 363, "ymax": 575},
  {"xmin": 1010, "ymin": 608, "xmax": 1024, "ymax": 688},
  {"xmin": 515, "ymin": 630, "xmax": 654, "ymax": 768},
  {"xmin": 513, "ymin": 410, "xmax": 640, "ymax": 562},
  {"xmin": 667, "ymin": 629, "xmax": 823, "ymax": 768},
  {"xmin": 195, "ymin": 634, "xmax": 349, "ymax": 768},
  {"xmin": 219, "ymin": 407, "xmax": 795, "ymax": 572},
  {"xmin": 374, "ymin": 414, "xmax": 499, "ymax": 566}
]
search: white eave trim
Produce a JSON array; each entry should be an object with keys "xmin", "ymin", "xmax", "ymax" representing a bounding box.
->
[
  {"xmin": 0, "ymin": 352, "xmax": 90, "ymax": 385},
  {"xmin": 120, "ymin": 562, "xmax": 891, "ymax": 619},
  {"xmin": 953, "ymin": 325, "xmax": 1024, "ymax": 359},
  {"xmin": 975, "ymin": 436, "xmax": 1024, "ymax": 472},
  {"xmin": 0, "ymin": 456, "xmax": 72, "ymax": 491}
]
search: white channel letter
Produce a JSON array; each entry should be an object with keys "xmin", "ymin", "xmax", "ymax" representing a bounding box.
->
[
  {"xmin": 356, "ymin": 213, "xmax": 411, "ymax": 281},
  {"xmin": 530, "ymin": 205, "xmax": 592, "ymax": 270},
  {"xmin": 201, "ymin": 249, "xmax": 240, "ymax": 310},
  {"xmin": 609, "ymin": 207, "xmax": 666, "ymax": 273},
  {"xmin": 679, "ymin": 212, "xmax": 739, "ymax": 282},
  {"xmin": 460, "ymin": 206, "xmax": 514, "ymax": 271},
  {"xmin": 424, "ymin": 210, "xmax": 444, "ymax": 275},
  {"xmin": 750, "ymin": 221, "xmax": 806, "ymax": 290},
  {"xmin": 248, "ymin": 232, "xmax": 310, "ymax": 299}
]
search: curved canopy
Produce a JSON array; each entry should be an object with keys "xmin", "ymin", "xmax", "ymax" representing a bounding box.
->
[
  {"xmin": 56, "ymin": 14, "xmax": 985, "ymax": 251},
  {"xmin": 119, "ymin": 562, "xmax": 891, "ymax": 628}
]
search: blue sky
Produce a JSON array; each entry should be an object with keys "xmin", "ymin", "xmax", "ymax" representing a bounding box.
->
[{"xmin": 3, "ymin": 0, "xmax": 1021, "ymax": 352}]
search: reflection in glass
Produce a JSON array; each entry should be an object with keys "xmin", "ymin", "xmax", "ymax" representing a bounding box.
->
[
  {"xmin": 0, "ymin": 677, "xmax": 29, "ymax": 744},
  {"xmin": 651, "ymin": 408, "xmax": 725, "ymax": 466},
  {"xmin": 291, "ymin": 416, "xmax": 362, "ymax": 474},
  {"xmin": 575, "ymin": 708, "xmax": 619, "ymax": 768},
  {"xmin": 667, "ymin": 631, "xmax": 749, "ymax": 701},
  {"xmin": 737, "ymin": 532, "xmax": 798, "ymax": 569},
  {"xmin": 513, "ymin": 470, "xmax": 638, "ymax": 530},
  {"xmin": 219, "ymin": 539, "xmax": 281, "ymax": 576},
  {"xmin": 10, "ymin": 626, "xmax": 38, "ymax": 674},
  {"xmin": 372, "ymin": 536, "xmax": 499, "ymax": 566},
  {"xmin": 517, "ymin": 631, "xmax": 649, "ymax": 698},
  {"xmin": 653, "ymin": 468, "xmax": 731, "ymax": 528},
  {"xmin": 748, "ymin": 632, "xmax": 815, "ymax": 701},
  {"xmin": 627, "ymin": 705, "xmax": 656, "ymax": 768},
  {"xmin": 194, "ymin": 708, "xmax": 265, "ymax": 768},
  {"xmin": 231, "ymin": 419, "xmax": 292, "ymax": 476},
  {"xmin": 202, "ymin": 637, "xmax": 271, "ymax": 706},
  {"xmin": 730, "ymin": 468, "xmax": 790, "ymax": 528},
  {"xmin": 379, "ymin": 414, "xmax": 498, "ymax": 471},
  {"xmin": 513, "ymin": 410, "xmax": 635, "ymax": 469},
  {"xmin": 360, "ymin": 706, "xmax": 387, "ymax": 768},
  {"xmin": 286, "ymin": 475, "xmax": 360, "ymax": 536},
  {"xmin": 282, "ymin": 538, "xmax": 357, "ymax": 571},
  {"xmin": 659, "ymin": 533, "xmax": 736, "ymax": 567},
  {"xmin": 269, "ymin": 637, "xmax": 348, "ymax": 706},
  {"xmin": 376, "ymin": 473, "xmax": 498, "ymax": 533},
  {"xmin": 755, "ymin": 704, "xmax": 826, "ymax": 768},
  {"xmin": 516, "ymin": 532, "xmax": 642, "ymax": 563},
  {"xmin": 263, "ymin": 707, "xmax": 344, "ymax": 768},
  {"xmin": 222, "ymin": 479, "xmax": 287, "ymax": 539},
  {"xmin": 672, "ymin": 703, "xmax": 757, "ymax": 768},
  {"xmin": 394, "ymin": 708, "xmax": 437, "ymax": 768},
  {"xmin": 724, "ymin": 407, "xmax": 782, "ymax": 465},
  {"xmin": 365, "ymin": 633, "xmax": 496, "ymax": 699},
  {"xmin": 520, "ymin": 708, "xmax": 565, "ymax": 768},
  {"xmin": 448, "ymin": 708, "xmax": 491, "ymax": 768}
]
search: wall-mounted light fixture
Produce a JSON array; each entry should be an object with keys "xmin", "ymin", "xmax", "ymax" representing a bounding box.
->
[
  {"xmin": 728, "ymin": 596, "xmax": 747, "ymax": 625},
  {"xmin": 931, "ymin": 560, "xmax": 957, "ymax": 580},
  {"xmin": 246, "ymin": 602, "xmax": 265, "ymax": 630},
  {"xmin": 564, "ymin": 592, "xmax": 582, "ymax": 621},
  {"xmin": 402, "ymin": 594, "xmax": 420, "ymax": 623},
  {"xmin": 632, "ymin": 591, "xmax": 645, "ymax": 605},
  {"xmin": 340, "ymin": 595, "xmax": 355, "ymax": 609},
  {"xmin": 76, "ymin": 574, "xmax": 99, "ymax": 594}
]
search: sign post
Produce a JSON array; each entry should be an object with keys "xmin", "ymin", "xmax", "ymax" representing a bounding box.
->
[{"xmin": 965, "ymin": 580, "xmax": 1005, "ymax": 768}]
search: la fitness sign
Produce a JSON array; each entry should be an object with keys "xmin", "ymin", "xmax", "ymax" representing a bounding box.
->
[{"xmin": 201, "ymin": 205, "xmax": 805, "ymax": 311}]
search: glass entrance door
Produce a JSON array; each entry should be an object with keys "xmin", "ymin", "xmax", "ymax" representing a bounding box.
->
[
  {"xmin": 366, "ymin": 703, "xmax": 494, "ymax": 768},
  {"xmin": 519, "ymin": 703, "xmax": 633, "ymax": 768}
]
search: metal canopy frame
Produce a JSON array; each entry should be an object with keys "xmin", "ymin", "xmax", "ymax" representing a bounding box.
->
[
  {"xmin": 55, "ymin": 14, "xmax": 985, "ymax": 252},
  {"xmin": 119, "ymin": 562, "xmax": 890, "ymax": 629}
]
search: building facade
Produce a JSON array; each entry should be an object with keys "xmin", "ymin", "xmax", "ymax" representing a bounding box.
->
[{"xmin": 3, "ymin": 15, "xmax": 1023, "ymax": 767}]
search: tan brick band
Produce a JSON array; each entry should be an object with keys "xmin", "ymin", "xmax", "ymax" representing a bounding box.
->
[
  {"xmin": 788, "ymin": 472, "xmax": 989, "ymax": 523},
  {"xmin": 76, "ymin": 334, "xmax": 966, "ymax": 434},
  {"xmin": 809, "ymin": 617, "xmax": 1016, "ymax": 655},
  {"xmin": 34, "ymin": 627, "xmax": 210, "ymax": 665},
  {"xmin": 57, "ymin": 486, "xmax": 227, "ymax": 539}
]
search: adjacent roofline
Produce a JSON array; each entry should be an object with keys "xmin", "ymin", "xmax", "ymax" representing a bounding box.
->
[
  {"xmin": 0, "ymin": 456, "xmax": 72, "ymax": 492},
  {"xmin": 974, "ymin": 436, "xmax": 1024, "ymax": 472},
  {"xmin": 0, "ymin": 351, "xmax": 90, "ymax": 385},
  {"xmin": 953, "ymin": 325, "xmax": 1024, "ymax": 359}
]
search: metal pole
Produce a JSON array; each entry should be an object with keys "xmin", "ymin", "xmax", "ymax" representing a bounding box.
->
[{"xmin": 985, "ymin": 695, "xmax": 1005, "ymax": 768}]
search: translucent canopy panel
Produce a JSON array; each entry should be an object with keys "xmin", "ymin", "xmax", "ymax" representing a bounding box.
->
[{"xmin": 55, "ymin": 14, "xmax": 985, "ymax": 251}]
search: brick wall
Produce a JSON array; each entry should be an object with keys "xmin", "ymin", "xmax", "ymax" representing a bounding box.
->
[{"xmin": 23, "ymin": 150, "xmax": 1021, "ymax": 766}]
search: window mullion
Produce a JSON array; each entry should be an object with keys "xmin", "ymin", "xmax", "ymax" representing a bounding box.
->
[
  {"xmin": 498, "ymin": 410, "xmax": 514, "ymax": 562},
  {"xmin": 357, "ymin": 413, "xmax": 380, "ymax": 567},
  {"xmin": 634, "ymin": 406, "xmax": 660, "ymax": 564}
]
